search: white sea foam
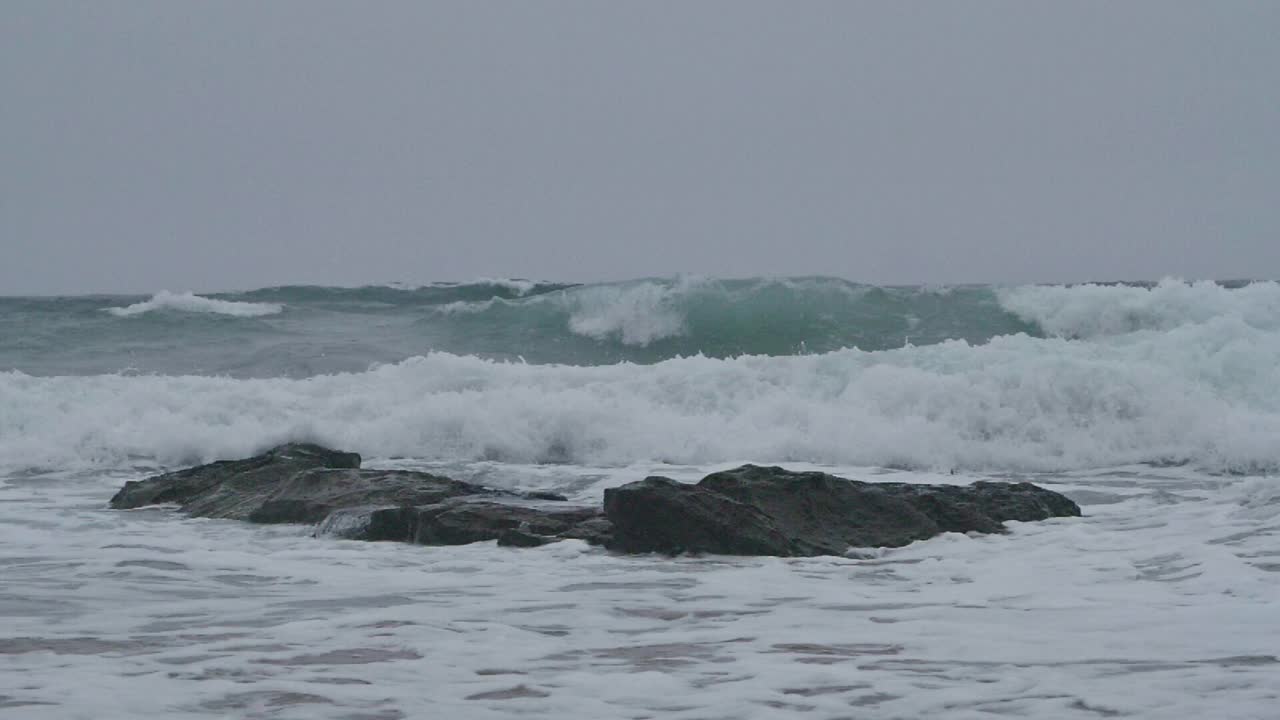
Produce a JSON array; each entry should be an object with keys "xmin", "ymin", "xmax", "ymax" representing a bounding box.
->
[
  {"xmin": 6, "ymin": 303, "xmax": 1280, "ymax": 473},
  {"xmin": 434, "ymin": 277, "xmax": 698, "ymax": 344},
  {"xmin": 380, "ymin": 278, "xmax": 546, "ymax": 295},
  {"xmin": 6, "ymin": 278, "xmax": 1279, "ymax": 719},
  {"xmin": 1, "ymin": 462, "xmax": 1276, "ymax": 719},
  {"xmin": 469, "ymin": 277, "xmax": 542, "ymax": 295},
  {"xmin": 564, "ymin": 277, "xmax": 703, "ymax": 345},
  {"xmin": 106, "ymin": 290, "xmax": 283, "ymax": 317},
  {"xmin": 999, "ymin": 278, "xmax": 1280, "ymax": 338},
  {"xmin": 434, "ymin": 297, "xmax": 503, "ymax": 315}
]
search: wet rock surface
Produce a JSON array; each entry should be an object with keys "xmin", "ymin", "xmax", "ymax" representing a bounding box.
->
[
  {"xmin": 111, "ymin": 445, "xmax": 1079, "ymax": 556},
  {"xmin": 603, "ymin": 464, "xmax": 1081, "ymax": 556},
  {"xmin": 316, "ymin": 499, "xmax": 608, "ymax": 546},
  {"xmin": 110, "ymin": 443, "xmax": 603, "ymax": 545}
]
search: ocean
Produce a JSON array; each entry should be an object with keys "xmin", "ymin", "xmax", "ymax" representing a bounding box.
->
[{"xmin": 1, "ymin": 276, "xmax": 1277, "ymax": 719}]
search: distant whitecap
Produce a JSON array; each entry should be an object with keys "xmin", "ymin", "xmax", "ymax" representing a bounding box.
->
[{"xmin": 106, "ymin": 291, "xmax": 283, "ymax": 317}]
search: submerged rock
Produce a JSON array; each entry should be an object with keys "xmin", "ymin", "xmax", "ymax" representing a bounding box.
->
[
  {"xmin": 109, "ymin": 443, "xmax": 604, "ymax": 545},
  {"xmin": 603, "ymin": 464, "xmax": 1081, "ymax": 556},
  {"xmin": 110, "ymin": 445, "xmax": 1079, "ymax": 556}
]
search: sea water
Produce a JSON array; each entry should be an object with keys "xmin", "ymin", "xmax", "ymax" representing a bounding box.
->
[{"xmin": 1, "ymin": 277, "xmax": 1277, "ymax": 718}]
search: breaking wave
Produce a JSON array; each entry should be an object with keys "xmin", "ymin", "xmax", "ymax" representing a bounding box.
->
[
  {"xmin": 6, "ymin": 277, "xmax": 1280, "ymax": 475},
  {"xmin": 107, "ymin": 291, "xmax": 283, "ymax": 318},
  {"xmin": 422, "ymin": 277, "xmax": 1036, "ymax": 361},
  {"xmin": 999, "ymin": 278, "xmax": 1280, "ymax": 338},
  {"xmin": 4, "ymin": 296, "xmax": 1280, "ymax": 474}
]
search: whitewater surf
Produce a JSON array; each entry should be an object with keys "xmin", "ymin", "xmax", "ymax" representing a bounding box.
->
[{"xmin": 2, "ymin": 277, "xmax": 1277, "ymax": 719}]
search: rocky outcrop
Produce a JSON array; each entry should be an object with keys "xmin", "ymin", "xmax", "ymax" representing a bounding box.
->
[
  {"xmin": 316, "ymin": 498, "xmax": 610, "ymax": 546},
  {"xmin": 602, "ymin": 464, "xmax": 1081, "ymax": 556},
  {"xmin": 110, "ymin": 445, "xmax": 1080, "ymax": 556},
  {"xmin": 109, "ymin": 443, "xmax": 605, "ymax": 546}
]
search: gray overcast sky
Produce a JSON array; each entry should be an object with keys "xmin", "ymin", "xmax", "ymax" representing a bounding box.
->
[{"xmin": 2, "ymin": 1, "xmax": 1278, "ymax": 294}]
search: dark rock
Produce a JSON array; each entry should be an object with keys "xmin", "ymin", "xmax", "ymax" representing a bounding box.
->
[
  {"xmin": 111, "ymin": 443, "xmax": 605, "ymax": 547},
  {"xmin": 110, "ymin": 443, "xmax": 361, "ymax": 512},
  {"xmin": 602, "ymin": 476, "xmax": 794, "ymax": 556},
  {"xmin": 110, "ymin": 446, "xmax": 1077, "ymax": 557},
  {"xmin": 111, "ymin": 442, "xmax": 500, "ymax": 523},
  {"xmin": 556, "ymin": 515, "xmax": 614, "ymax": 545},
  {"xmin": 317, "ymin": 499, "xmax": 605, "ymax": 546},
  {"xmin": 603, "ymin": 464, "xmax": 1081, "ymax": 556}
]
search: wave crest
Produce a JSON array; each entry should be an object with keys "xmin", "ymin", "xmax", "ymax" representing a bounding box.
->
[
  {"xmin": 107, "ymin": 291, "xmax": 283, "ymax": 318},
  {"xmin": 999, "ymin": 279, "xmax": 1280, "ymax": 338},
  {"xmin": 564, "ymin": 278, "xmax": 697, "ymax": 346},
  {"xmin": 5, "ymin": 307, "xmax": 1280, "ymax": 473}
]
